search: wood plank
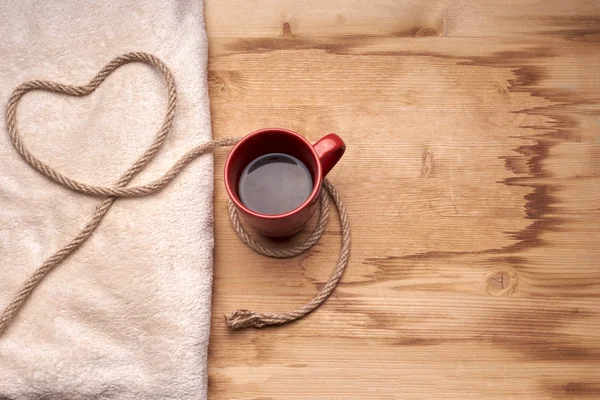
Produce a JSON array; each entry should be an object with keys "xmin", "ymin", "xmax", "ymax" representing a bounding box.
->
[
  {"xmin": 206, "ymin": 1, "xmax": 600, "ymax": 399},
  {"xmin": 205, "ymin": 0, "xmax": 600, "ymax": 39}
]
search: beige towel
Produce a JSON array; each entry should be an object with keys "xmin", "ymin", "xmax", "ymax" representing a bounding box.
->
[{"xmin": 0, "ymin": 1, "xmax": 214, "ymax": 398}]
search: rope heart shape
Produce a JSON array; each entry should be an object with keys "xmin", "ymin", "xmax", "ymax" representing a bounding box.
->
[
  {"xmin": 1, "ymin": 52, "xmax": 350, "ymax": 336},
  {"xmin": 1, "ymin": 52, "xmax": 238, "ymax": 334}
]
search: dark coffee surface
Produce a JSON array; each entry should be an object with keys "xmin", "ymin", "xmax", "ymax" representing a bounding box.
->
[{"xmin": 238, "ymin": 153, "xmax": 313, "ymax": 215}]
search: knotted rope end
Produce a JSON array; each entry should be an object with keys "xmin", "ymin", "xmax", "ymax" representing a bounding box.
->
[{"xmin": 225, "ymin": 309, "xmax": 267, "ymax": 330}]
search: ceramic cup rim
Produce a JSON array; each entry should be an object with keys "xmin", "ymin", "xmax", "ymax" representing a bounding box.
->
[{"xmin": 224, "ymin": 128, "xmax": 323, "ymax": 220}]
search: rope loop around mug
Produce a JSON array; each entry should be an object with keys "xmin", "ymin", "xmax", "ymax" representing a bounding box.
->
[{"xmin": 0, "ymin": 52, "xmax": 351, "ymax": 336}]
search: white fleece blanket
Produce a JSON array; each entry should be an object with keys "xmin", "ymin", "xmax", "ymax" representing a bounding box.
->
[{"xmin": 0, "ymin": 1, "xmax": 214, "ymax": 398}]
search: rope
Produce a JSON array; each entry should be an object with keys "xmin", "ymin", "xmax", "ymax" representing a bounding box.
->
[
  {"xmin": 225, "ymin": 180, "xmax": 351, "ymax": 329},
  {"xmin": 0, "ymin": 52, "xmax": 351, "ymax": 336}
]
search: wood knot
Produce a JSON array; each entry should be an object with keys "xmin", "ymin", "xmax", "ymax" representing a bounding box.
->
[
  {"xmin": 421, "ymin": 151, "xmax": 434, "ymax": 178},
  {"xmin": 282, "ymin": 22, "xmax": 292, "ymax": 37},
  {"xmin": 498, "ymin": 86, "xmax": 509, "ymax": 95},
  {"xmin": 207, "ymin": 71, "xmax": 225, "ymax": 91},
  {"xmin": 414, "ymin": 27, "xmax": 439, "ymax": 37},
  {"xmin": 486, "ymin": 268, "xmax": 518, "ymax": 296},
  {"xmin": 207, "ymin": 71, "xmax": 244, "ymax": 93}
]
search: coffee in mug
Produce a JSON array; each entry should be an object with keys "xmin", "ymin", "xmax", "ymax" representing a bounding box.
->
[{"xmin": 238, "ymin": 153, "xmax": 313, "ymax": 215}]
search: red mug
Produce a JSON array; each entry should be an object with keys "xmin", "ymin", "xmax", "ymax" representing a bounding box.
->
[{"xmin": 225, "ymin": 128, "xmax": 346, "ymax": 237}]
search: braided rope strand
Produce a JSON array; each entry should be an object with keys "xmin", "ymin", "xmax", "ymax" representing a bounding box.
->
[
  {"xmin": 226, "ymin": 179, "xmax": 351, "ymax": 329},
  {"xmin": 0, "ymin": 52, "xmax": 351, "ymax": 335}
]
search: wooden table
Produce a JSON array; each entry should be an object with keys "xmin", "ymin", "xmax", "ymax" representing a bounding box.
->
[{"xmin": 206, "ymin": 1, "xmax": 600, "ymax": 398}]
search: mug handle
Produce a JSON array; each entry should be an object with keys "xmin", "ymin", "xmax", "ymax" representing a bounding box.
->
[{"xmin": 313, "ymin": 133, "xmax": 346, "ymax": 177}]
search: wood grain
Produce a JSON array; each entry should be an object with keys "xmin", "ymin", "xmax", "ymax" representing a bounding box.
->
[{"xmin": 205, "ymin": 1, "xmax": 600, "ymax": 398}]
